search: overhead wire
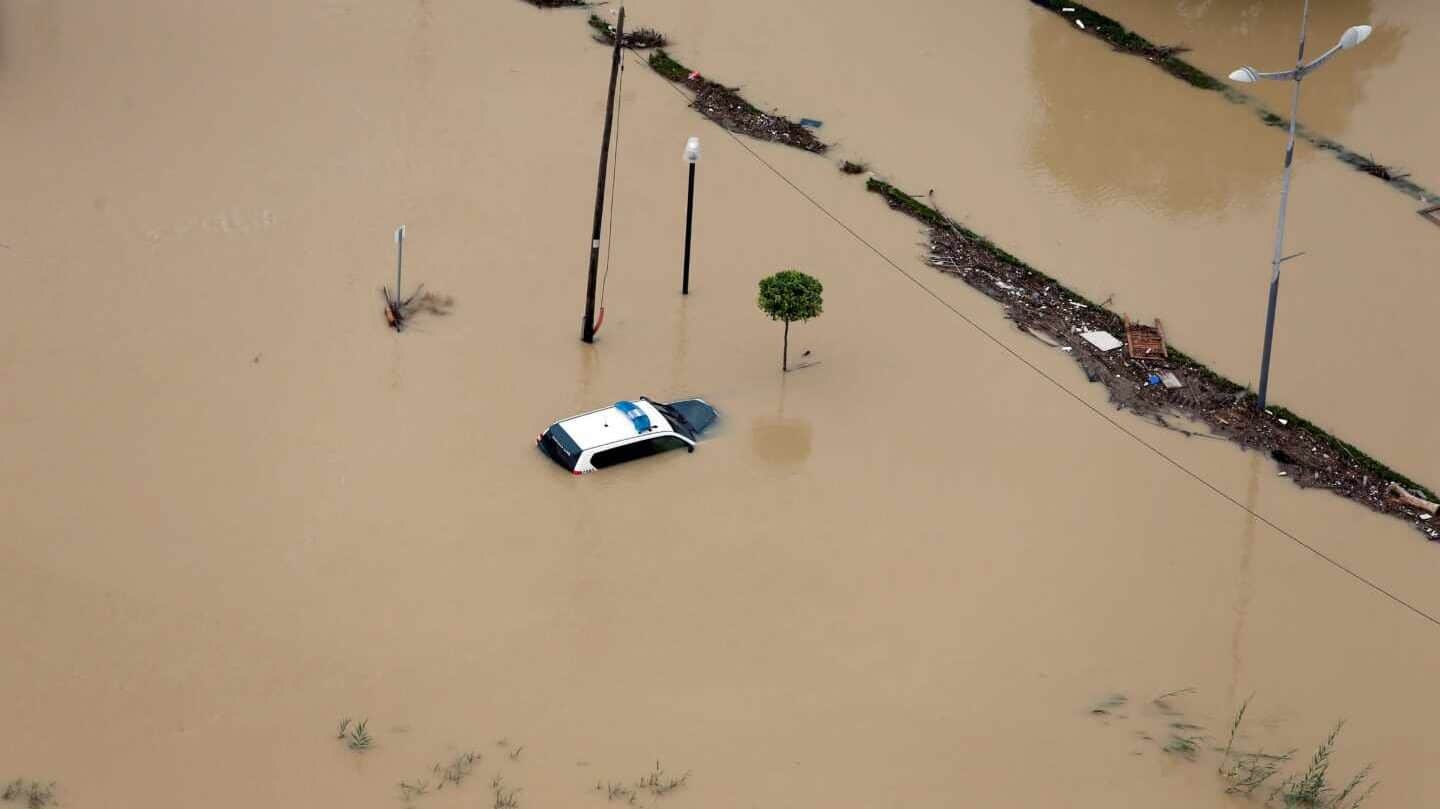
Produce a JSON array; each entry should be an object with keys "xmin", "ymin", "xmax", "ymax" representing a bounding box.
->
[
  {"xmin": 632, "ymin": 48, "xmax": 1440, "ymax": 631},
  {"xmin": 598, "ymin": 21, "xmax": 628, "ymax": 312}
]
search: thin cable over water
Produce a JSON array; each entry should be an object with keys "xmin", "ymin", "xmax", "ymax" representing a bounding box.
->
[
  {"xmin": 634, "ymin": 50, "xmax": 1440, "ymax": 631},
  {"xmin": 599, "ymin": 57, "xmax": 625, "ymax": 309}
]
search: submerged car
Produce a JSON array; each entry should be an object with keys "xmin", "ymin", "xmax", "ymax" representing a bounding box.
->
[{"xmin": 537, "ymin": 396, "xmax": 718, "ymax": 474}]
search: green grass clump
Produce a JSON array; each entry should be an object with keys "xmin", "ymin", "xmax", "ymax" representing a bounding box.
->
[
  {"xmin": 865, "ymin": 178, "xmax": 947, "ymax": 230},
  {"xmin": 648, "ymin": 50, "xmax": 690, "ymax": 83},
  {"xmin": 336, "ymin": 717, "xmax": 373, "ymax": 751},
  {"xmin": 1272, "ymin": 722, "xmax": 1377, "ymax": 808},
  {"xmin": 1219, "ymin": 701, "xmax": 1376, "ymax": 807},
  {"xmin": 1219, "ymin": 698, "xmax": 1295, "ymax": 796}
]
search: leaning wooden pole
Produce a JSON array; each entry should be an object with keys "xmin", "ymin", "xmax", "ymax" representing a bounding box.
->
[{"xmin": 582, "ymin": 7, "xmax": 624, "ymax": 344}]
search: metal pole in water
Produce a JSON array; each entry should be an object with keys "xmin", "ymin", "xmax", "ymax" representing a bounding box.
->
[
  {"xmin": 1226, "ymin": 8, "xmax": 1371, "ymax": 409},
  {"xmin": 1256, "ymin": 0, "xmax": 1309, "ymax": 411},
  {"xmin": 683, "ymin": 164, "xmax": 696, "ymax": 294},
  {"xmin": 394, "ymin": 225, "xmax": 406, "ymax": 305},
  {"xmin": 682, "ymin": 137, "xmax": 700, "ymax": 295}
]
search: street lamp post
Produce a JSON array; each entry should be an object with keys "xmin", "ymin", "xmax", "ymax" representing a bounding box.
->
[
  {"xmin": 1229, "ymin": 1, "xmax": 1371, "ymax": 410},
  {"xmin": 682, "ymin": 137, "xmax": 700, "ymax": 295}
]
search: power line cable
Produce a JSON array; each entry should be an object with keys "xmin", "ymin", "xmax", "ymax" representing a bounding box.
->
[{"xmin": 635, "ymin": 50, "xmax": 1440, "ymax": 630}]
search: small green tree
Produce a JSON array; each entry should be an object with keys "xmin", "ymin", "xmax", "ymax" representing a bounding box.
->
[{"xmin": 757, "ymin": 270, "xmax": 823, "ymax": 371}]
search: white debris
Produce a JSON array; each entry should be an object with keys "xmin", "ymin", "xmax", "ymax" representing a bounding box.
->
[
  {"xmin": 1080, "ymin": 330, "xmax": 1123, "ymax": 351},
  {"xmin": 1160, "ymin": 371, "xmax": 1184, "ymax": 389},
  {"xmin": 1278, "ymin": 418, "xmax": 1289, "ymax": 426},
  {"xmin": 1063, "ymin": 6, "xmax": 1076, "ymax": 11},
  {"xmin": 1422, "ymin": 514, "xmax": 1433, "ymax": 521},
  {"xmin": 1076, "ymin": 19, "xmax": 1086, "ymax": 29}
]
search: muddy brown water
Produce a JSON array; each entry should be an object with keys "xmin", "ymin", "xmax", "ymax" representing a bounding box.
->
[
  {"xmin": 2, "ymin": 1, "xmax": 1438, "ymax": 807},
  {"xmin": 620, "ymin": 0, "xmax": 1440, "ymax": 488}
]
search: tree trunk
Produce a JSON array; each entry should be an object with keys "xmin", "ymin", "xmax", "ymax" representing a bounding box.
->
[{"xmin": 782, "ymin": 320, "xmax": 789, "ymax": 372}]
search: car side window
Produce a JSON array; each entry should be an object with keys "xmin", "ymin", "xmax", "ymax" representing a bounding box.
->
[
  {"xmin": 651, "ymin": 436, "xmax": 690, "ymax": 453},
  {"xmin": 591, "ymin": 436, "xmax": 689, "ymax": 469}
]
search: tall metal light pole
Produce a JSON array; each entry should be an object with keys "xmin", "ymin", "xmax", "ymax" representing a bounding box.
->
[
  {"xmin": 682, "ymin": 136, "xmax": 700, "ymax": 295},
  {"xmin": 1229, "ymin": 3, "xmax": 1372, "ymax": 410}
]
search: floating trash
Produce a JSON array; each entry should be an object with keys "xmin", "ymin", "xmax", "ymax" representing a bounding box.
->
[{"xmin": 1080, "ymin": 330, "xmax": 1123, "ymax": 352}]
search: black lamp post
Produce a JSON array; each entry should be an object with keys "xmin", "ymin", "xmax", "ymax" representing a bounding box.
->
[{"xmin": 682, "ymin": 136, "xmax": 700, "ymax": 295}]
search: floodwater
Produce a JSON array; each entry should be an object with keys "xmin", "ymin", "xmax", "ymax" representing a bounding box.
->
[
  {"xmin": 2, "ymin": 1, "xmax": 1438, "ymax": 808},
  {"xmin": 622, "ymin": 0, "xmax": 1440, "ymax": 487}
]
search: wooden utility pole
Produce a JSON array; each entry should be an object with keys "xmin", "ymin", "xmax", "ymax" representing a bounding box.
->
[{"xmin": 582, "ymin": 8, "xmax": 625, "ymax": 343}]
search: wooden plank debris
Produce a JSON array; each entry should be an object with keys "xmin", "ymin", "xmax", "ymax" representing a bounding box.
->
[{"xmin": 1123, "ymin": 316, "xmax": 1168, "ymax": 360}]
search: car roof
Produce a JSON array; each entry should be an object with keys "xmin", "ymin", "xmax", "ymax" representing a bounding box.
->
[{"xmin": 556, "ymin": 399, "xmax": 675, "ymax": 451}]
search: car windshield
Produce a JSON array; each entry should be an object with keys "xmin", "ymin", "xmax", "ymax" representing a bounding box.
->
[
  {"xmin": 649, "ymin": 402, "xmax": 696, "ymax": 441},
  {"xmin": 664, "ymin": 399, "xmax": 717, "ymax": 434}
]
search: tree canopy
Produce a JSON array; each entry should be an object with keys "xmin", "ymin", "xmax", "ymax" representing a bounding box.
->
[{"xmin": 757, "ymin": 270, "xmax": 823, "ymax": 324}]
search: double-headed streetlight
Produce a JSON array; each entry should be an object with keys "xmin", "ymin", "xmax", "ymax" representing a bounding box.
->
[{"xmin": 1229, "ymin": 1, "xmax": 1371, "ymax": 410}]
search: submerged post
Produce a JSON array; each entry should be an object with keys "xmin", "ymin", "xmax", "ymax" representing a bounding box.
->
[
  {"xmin": 394, "ymin": 225, "xmax": 406, "ymax": 303},
  {"xmin": 682, "ymin": 136, "xmax": 700, "ymax": 295},
  {"xmin": 582, "ymin": 7, "xmax": 625, "ymax": 343}
]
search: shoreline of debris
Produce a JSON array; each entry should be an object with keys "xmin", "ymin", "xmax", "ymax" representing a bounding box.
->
[
  {"xmin": 587, "ymin": 14, "xmax": 668, "ymax": 49},
  {"xmin": 1028, "ymin": 0, "xmax": 1438, "ymax": 207},
  {"xmin": 645, "ymin": 49, "xmax": 828, "ymax": 154},
  {"xmin": 867, "ymin": 178, "xmax": 1438, "ymax": 539},
  {"xmin": 543, "ymin": 9, "xmax": 1437, "ymax": 539},
  {"xmin": 580, "ymin": 12, "xmax": 825, "ymax": 154}
]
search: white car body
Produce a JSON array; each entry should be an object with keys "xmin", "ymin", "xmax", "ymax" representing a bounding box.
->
[{"xmin": 537, "ymin": 397, "xmax": 716, "ymax": 475}]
